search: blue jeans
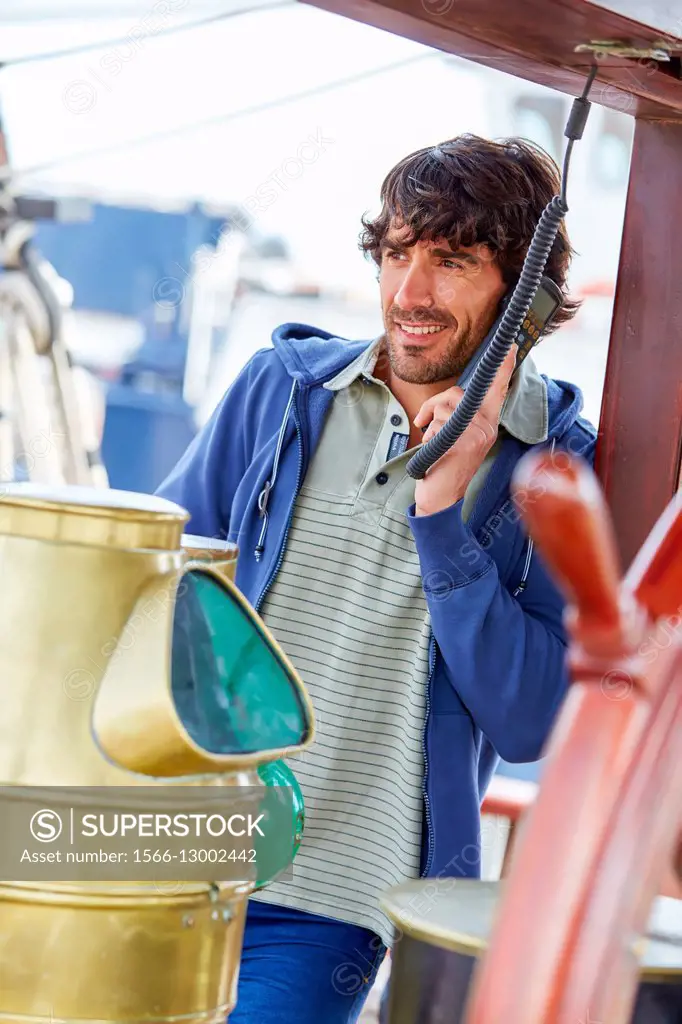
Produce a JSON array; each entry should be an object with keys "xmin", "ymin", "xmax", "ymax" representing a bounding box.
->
[{"xmin": 229, "ymin": 898, "xmax": 388, "ymax": 1023}]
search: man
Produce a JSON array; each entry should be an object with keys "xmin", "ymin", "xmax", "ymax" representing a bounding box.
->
[{"xmin": 157, "ymin": 134, "xmax": 597, "ymax": 1024}]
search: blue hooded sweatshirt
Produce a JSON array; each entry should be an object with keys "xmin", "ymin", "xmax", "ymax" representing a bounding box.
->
[{"xmin": 156, "ymin": 322, "xmax": 597, "ymax": 882}]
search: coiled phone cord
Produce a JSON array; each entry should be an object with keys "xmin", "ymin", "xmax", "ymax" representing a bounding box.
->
[{"xmin": 406, "ymin": 64, "xmax": 598, "ymax": 481}]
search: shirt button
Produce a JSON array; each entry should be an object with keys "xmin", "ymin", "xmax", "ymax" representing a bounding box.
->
[
  {"xmin": 390, "ymin": 414, "xmax": 402, "ymax": 426},
  {"xmin": 376, "ymin": 472, "xmax": 389, "ymax": 485}
]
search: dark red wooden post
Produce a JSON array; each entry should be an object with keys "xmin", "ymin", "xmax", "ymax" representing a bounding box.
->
[{"xmin": 596, "ymin": 118, "xmax": 682, "ymax": 567}]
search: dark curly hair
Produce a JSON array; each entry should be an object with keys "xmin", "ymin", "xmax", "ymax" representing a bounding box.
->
[{"xmin": 359, "ymin": 134, "xmax": 580, "ymax": 333}]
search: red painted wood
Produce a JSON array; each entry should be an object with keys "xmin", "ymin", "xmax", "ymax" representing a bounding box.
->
[
  {"xmin": 624, "ymin": 491, "xmax": 682, "ymax": 619},
  {"xmin": 466, "ymin": 683, "xmax": 649, "ymax": 1024},
  {"xmin": 463, "ymin": 451, "xmax": 682, "ymax": 1024},
  {"xmin": 512, "ymin": 452, "xmax": 623, "ymax": 633},
  {"xmin": 557, "ymin": 645, "xmax": 682, "ymax": 1023},
  {"xmin": 481, "ymin": 751, "xmax": 682, "ymax": 897},
  {"xmin": 595, "ymin": 119, "xmax": 682, "ymax": 570},
  {"xmin": 480, "ymin": 776, "xmax": 538, "ymax": 821},
  {"xmin": 301, "ymin": 0, "xmax": 682, "ymax": 120}
]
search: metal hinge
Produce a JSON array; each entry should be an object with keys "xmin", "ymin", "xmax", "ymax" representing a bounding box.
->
[{"xmin": 574, "ymin": 40, "xmax": 673, "ymax": 60}]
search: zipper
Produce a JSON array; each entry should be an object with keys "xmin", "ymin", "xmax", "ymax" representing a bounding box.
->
[
  {"xmin": 254, "ymin": 380, "xmax": 298, "ymax": 561},
  {"xmin": 512, "ymin": 537, "xmax": 534, "ymax": 597},
  {"xmin": 254, "ymin": 384, "xmax": 305, "ymax": 613},
  {"xmin": 420, "ymin": 634, "xmax": 436, "ymax": 877},
  {"xmin": 511, "ymin": 438, "xmax": 553, "ymax": 597}
]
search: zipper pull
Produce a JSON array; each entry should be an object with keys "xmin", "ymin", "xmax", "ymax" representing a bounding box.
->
[
  {"xmin": 255, "ymin": 482, "xmax": 272, "ymax": 561},
  {"xmin": 258, "ymin": 480, "xmax": 272, "ymax": 517}
]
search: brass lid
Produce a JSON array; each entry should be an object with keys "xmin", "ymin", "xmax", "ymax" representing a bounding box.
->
[
  {"xmin": 181, "ymin": 534, "xmax": 239, "ymax": 582},
  {"xmin": 181, "ymin": 534, "xmax": 238, "ymax": 557},
  {"xmin": 0, "ymin": 483, "xmax": 189, "ymax": 550},
  {"xmin": 381, "ymin": 880, "xmax": 682, "ymax": 980}
]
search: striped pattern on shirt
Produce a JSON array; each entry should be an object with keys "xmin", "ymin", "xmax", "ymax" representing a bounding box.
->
[{"xmin": 251, "ymin": 485, "xmax": 430, "ymax": 947}]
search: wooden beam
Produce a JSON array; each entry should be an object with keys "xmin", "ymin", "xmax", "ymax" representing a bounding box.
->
[
  {"xmin": 301, "ymin": 0, "xmax": 682, "ymax": 120},
  {"xmin": 595, "ymin": 119, "xmax": 682, "ymax": 569}
]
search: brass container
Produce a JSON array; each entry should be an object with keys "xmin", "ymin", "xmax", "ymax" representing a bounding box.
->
[
  {"xmin": 0, "ymin": 483, "xmax": 314, "ymax": 1024},
  {"xmin": 181, "ymin": 534, "xmax": 239, "ymax": 583}
]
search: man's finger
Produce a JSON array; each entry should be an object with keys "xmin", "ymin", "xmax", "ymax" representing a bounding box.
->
[
  {"xmin": 420, "ymin": 420, "xmax": 439, "ymax": 445},
  {"xmin": 422, "ymin": 409, "xmax": 496, "ymax": 450},
  {"xmin": 414, "ymin": 386, "xmax": 464, "ymax": 427},
  {"xmin": 414, "ymin": 398, "xmax": 436, "ymax": 428},
  {"xmin": 422, "ymin": 409, "xmax": 455, "ymax": 440}
]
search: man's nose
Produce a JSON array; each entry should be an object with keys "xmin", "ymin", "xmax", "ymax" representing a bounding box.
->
[{"xmin": 394, "ymin": 261, "xmax": 435, "ymax": 310}]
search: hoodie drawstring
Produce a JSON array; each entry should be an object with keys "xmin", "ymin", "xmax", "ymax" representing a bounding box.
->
[
  {"xmin": 255, "ymin": 380, "xmax": 297, "ymax": 561},
  {"xmin": 512, "ymin": 437, "xmax": 555, "ymax": 598}
]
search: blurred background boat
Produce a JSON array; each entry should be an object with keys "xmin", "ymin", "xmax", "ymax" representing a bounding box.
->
[{"xmin": 0, "ymin": 0, "xmax": 630, "ymax": 491}]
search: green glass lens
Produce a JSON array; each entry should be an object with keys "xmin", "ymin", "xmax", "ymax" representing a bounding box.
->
[{"xmin": 171, "ymin": 570, "xmax": 309, "ymax": 755}]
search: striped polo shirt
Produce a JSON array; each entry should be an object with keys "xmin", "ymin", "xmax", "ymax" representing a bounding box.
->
[{"xmin": 251, "ymin": 335, "xmax": 548, "ymax": 946}]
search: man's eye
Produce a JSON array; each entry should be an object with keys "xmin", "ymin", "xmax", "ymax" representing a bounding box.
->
[
  {"xmin": 384, "ymin": 250, "xmax": 405, "ymax": 262},
  {"xmin": 441, "ymin": 258, "xmax": 466, "ymax": 270}
]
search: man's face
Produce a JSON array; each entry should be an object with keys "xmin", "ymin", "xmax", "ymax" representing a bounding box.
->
[{"xmin": 379, "ymin": 223, "xmax": 508, "ymax": 385}]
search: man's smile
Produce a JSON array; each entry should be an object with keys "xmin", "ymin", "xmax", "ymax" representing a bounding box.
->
[
  {"xmin": 396, "ymin": 323, "xmax": 447, "ymax": 335},
  {"xmin": 393, "ymin": 321, "xmax": 452, "ymax": 347}
]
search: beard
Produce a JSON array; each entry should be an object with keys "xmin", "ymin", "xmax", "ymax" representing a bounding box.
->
[{"xmin": 380, "ymin": 306, "xmax": 489, "ymax": 385}]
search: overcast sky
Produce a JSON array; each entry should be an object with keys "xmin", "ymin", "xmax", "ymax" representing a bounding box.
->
[{"xmin": 0, "ymin": 3, "xmax": 630, "ymax": 294}]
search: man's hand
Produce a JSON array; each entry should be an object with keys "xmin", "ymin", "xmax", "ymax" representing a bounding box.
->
[{"xmin": 413, "ymin": 346, "xmax": 517, "ymax": 517}]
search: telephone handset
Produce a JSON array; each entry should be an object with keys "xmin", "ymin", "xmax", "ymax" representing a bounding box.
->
[
  {"xmin": 405, "ymin": 64, "xmax": 597, "ymax": 481},
  {"xmin": 457, "ymin": 276, "xmax": 564, "ymax": 391}
]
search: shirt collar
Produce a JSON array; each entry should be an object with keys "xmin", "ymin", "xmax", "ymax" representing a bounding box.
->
[
  {"xmin": 324, "ymin": 336, "xmax": 548, "ymax": 445},
  {"xmin": 323, "ymin": 335, "xmax": 384, "ymax": 392}
]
